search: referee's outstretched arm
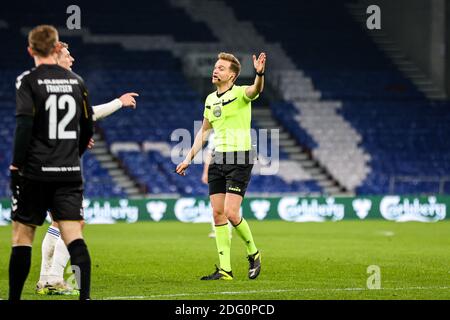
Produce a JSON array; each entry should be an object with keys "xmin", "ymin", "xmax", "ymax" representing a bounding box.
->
[
  {"xmin": 176, "ymin": 118, "xmax": 212, "ymax": 176},
  {"xmin": 245, "ymin": 52, "xmax": 266, "ymax": 100}
]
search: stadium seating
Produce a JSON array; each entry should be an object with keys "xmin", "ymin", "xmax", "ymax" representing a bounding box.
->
[
  {"xmin": 92, "ymin": 54, "xmax": 320, "ymax": 195},
  {"xmin": 229, "ymin": 0, "xmax": 448, "ymax": 195},
  {"xmin": 2, "ymin": 0, "xmax": 217, "ymax": 42},
  {"xmin": 341, "ymin": 100, "xmax": 450, "ymax": 194},
  {"xmin": 0, "ymin": 1, "xmax": 322, "ymax": 197},
  {"xmin": 0, "ymin": 104, "xmax": 15, "ymax": 198},
  {"xmin": 1, "ymin": 0, "xmax": 448, "ymax": 197}
]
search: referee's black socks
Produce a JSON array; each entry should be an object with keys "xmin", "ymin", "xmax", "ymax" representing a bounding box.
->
[
  {"xmin": 68, "ymin": 238, "xmax": 91, "ymax": 300},
  {"xmin": 9, "ymin": 246, "xmax": 32, "ymax": 300}
]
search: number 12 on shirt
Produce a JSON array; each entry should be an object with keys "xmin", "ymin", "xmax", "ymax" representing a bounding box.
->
[{"xmin": 45, "ymin": 94, "xmax": 77, "ymax": 140}]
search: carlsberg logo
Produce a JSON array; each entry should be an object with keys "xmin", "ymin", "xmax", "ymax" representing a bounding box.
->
[
  {"xmin": 83, "ymin": 199, "xmax": 139, "ymax": 224},
  {"xmin": 278, "ymin": 197, "xmax": 344, "ymax": 222},
  {"xmin": 380, "ymin": 196, "xmax": 446, "ymax": 222},
  {"xmin": 174, "ymin": 198, "xmax": 243, "ymax": 223},
  {"xmin": 174, "ymin": 198, "xmax": 212, "ymax": 223}
]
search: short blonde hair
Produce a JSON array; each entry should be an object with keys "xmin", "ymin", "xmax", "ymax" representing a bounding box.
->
[
  {"xmin": 28, "ymin": 25, "xmax": 59, "ymax": 57},
  {"xmin": 218, "ymin": 52, "xmax": 241, "ymax": 80}
]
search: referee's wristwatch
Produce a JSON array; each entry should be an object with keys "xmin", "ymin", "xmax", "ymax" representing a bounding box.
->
[{"xmin": 256, "ymin": 71, "xmax": 265, "ymax": 77}]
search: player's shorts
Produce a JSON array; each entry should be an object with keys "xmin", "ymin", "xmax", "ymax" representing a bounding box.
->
[
  {"xmin": 11, "ymin": 177, "xmax": 84, "ymax": 226},
  {"xmin": 208, "ymin": 151, "xmax": 255, "ymax": 197}
]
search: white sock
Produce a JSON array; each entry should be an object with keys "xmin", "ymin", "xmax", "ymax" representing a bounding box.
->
[
  {"xmin": 39, "ymin": 226, "xmax": 60, "ymax": 284},
  {"xmin": 48, "ymin": 236, "xmax": 71, "ymax": 284},
  {"xmin": 211, "ymin": 216, "xmax": 215, "ymax": 232}
]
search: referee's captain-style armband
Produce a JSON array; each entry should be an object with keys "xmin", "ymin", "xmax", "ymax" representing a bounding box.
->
[{"xmin": 256, "ymin": 71, "xmax": 265, "ymax": 77}]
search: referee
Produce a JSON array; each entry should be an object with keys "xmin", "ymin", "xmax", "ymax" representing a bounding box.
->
[{"xmin": 176, "ymin": 52, "xmax": 266, "ymax": 280}]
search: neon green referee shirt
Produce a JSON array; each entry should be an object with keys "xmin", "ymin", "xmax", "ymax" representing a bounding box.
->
[{"xmin": 203, "ymin": 85, "xmax": 259, "ymax": 152}]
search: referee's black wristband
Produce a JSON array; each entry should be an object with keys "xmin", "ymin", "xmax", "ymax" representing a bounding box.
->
[{"xmin": 256, "ymin": 71, "xmax": 265, "ymax": 77}]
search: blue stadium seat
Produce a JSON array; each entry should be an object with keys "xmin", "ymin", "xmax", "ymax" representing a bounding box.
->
[{"xmin": 228, "ymin": 0, "xmax": 449, "ymax": 195}]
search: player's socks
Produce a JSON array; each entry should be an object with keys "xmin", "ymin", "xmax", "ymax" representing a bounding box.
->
[
  {"xmin": 39, "ymin": 226, "xmax": 60, "ymax": 284},
  {"xmin": 49, "ymin": 236, "xmax": 71, "ymax": 283},
  {"xmin": 214, "ymin": 224, "xmax": 232, "ymax": 272},
  {"xmin": 67, "ymin": 239, "xmax": 91, "ymax": 300},
  {"xmin": 9, "ymin": 246, "xmax": 32, "ymax": 300},
  {"xmin": 209, "ymin": 216, "xmax": 216, "ymax": 238},
  {"xmin": 233, "ymin": 218, "xmax": 258, "ymax": 256}
]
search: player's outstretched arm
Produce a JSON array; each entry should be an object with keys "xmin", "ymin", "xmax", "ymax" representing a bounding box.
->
[
  {"xmin": 176, "ymin": 118, "xmax": 212, "ymax": 176},
  {"xmin": 92, "ymin": 92, "xmax": 139, "ymax": 121},
  {"xmin": 245, "ymin": 52, "xmax": 266, "ymax": 100}
]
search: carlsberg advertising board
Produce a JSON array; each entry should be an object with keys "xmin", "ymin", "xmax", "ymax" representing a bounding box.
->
[{"xmin": 0, "ymin": 195, "xmax": 447, "ymax": 225}]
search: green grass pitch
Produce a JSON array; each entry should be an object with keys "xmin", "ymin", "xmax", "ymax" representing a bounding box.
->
[{"xmin": 1, "ymin": 220, "xmax": 449, "ymax": 300}]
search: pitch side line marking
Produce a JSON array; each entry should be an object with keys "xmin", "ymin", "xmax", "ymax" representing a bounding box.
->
[{"xmin": 103, "ymin": 286, "xmax": 450, "ymax": 300}]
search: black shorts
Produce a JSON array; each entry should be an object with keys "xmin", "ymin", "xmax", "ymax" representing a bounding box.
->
[
  {"xmin": 208, "ymin": 152, "xmax": 254, "ymax": 197},
  {"xmin": 11, "ymin": 177, "xmax": 84, "ymax": 226}
]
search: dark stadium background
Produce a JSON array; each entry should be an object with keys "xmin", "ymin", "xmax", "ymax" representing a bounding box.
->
[
  {"xmin": 1, "ymin": 0, "xmax": 450, "ymax": 304},
  {"xmin": 1, "ymin": 0, "xmax": 449, "ymax": 223}
]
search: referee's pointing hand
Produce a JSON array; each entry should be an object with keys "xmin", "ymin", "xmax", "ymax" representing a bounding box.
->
[{"xmin": 175, "ymin": 161, "xmax": 189, "ymax": 176}]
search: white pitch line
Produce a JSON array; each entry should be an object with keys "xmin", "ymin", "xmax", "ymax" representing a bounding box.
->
[{"xmin": 103, "ymin": 286, "xmax": 450, "ymax": 300}]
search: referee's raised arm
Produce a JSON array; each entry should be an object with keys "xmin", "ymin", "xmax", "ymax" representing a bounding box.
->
[{"xmin": 245, "ymin": 52, "xmax": 266, "ymax": 100}]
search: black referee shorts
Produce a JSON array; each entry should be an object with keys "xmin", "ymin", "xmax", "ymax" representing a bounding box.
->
[
  {"xmin": 11, "ymin": 177, "xmax": 84, "ymax": 226},
  {"xmin": 208, "ymin": 151, "xmax": 254, "ymax": 197}
]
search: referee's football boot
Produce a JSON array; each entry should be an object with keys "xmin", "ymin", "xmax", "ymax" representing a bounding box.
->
[
  {"xmin": 247, "ymin": 251, "xmax": 261, "ymax": 279},
  {"xmin": 200, "ymin": 265, "xmax": 233, "ymax": 280}
]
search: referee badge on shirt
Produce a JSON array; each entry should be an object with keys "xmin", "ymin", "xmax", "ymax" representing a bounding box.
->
[{"xmin": 213, "ymin": 105, "xmax": 222, "ymax": 117}]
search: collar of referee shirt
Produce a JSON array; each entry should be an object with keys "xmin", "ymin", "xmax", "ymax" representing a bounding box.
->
[{"xmin": 216, "ymin": 84, "xmax": 234, "ymax": 98}]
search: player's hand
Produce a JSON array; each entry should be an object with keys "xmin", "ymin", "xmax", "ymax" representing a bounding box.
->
[
  {"xmin": 175, "ymin": 161, "xmax": 190, "ymax": 176},
  {"xmin": 253, "ymin": 52, "xmax": 266, "ymax": 73},
  {"xmin": 87, "ymin": 138, "xmax": 95, "ymax": 149},
  {"xmin": 119, "ymin": 93, "xmax": 139, "ymax": 109},
  {"xmin": 201, "ymin": 172, "xmax": 208, "ymax": 184}
]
